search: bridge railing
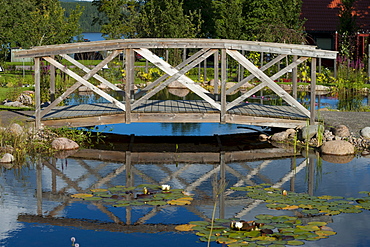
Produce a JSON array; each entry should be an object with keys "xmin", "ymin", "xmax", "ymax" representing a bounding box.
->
[{"xmin": 13, "ymin": 39, "xmax": 338, "ymax": 129}]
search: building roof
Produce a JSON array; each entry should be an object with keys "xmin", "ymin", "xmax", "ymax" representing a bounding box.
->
[{"xmin": 301, "ymin": 0, "xmax": 370, "ymax": 32}]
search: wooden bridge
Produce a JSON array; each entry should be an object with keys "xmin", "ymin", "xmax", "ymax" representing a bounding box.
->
[{"xmin": 14, "ymin": 38, "xmax": 337, "ymax": 129}]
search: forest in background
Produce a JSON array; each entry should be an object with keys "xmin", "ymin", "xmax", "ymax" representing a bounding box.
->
[{"xmin": 61, "ymin": 1, "xmax": 102, "ymax": 32}]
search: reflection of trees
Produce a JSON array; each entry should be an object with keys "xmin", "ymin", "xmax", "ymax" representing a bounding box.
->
[
  {"xmin": 337, "ymin": 89, "xmax": 363, "ymax": 111},
  {"xmin": 160, "ymin": 123, "xmax": 201, "ymax": 134}
]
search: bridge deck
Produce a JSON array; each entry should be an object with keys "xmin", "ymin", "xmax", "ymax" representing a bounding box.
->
[{"xmin": 41, "ymin": 100, "xmax": 309, "ymax": 128}]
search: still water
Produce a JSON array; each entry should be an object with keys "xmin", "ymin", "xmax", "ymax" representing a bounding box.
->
[{"xmin": 1, "ymin": 135, "xmax": 370, "ymax": 246}]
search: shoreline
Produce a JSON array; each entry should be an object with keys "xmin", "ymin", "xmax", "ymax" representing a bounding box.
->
[{"xmin": 0, "ymin": 110, "xmax": 369, "ymax": 138}]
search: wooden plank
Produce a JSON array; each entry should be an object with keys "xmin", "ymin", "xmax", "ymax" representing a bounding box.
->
[
  {"xmin": 34, "ymin": 57, "xmax": 41, "ymax": 129},
  {"xmin": 125, "ymin": 48, "xmax": 134, "ymax": 123},
  {"xmin": 14, "ymin": 38, "xmax": 338, "ymax": 59},
  {"xmin": 221, "ymin": 49, "xmax": 227, "ymax": 123},
  {"xmin": 310, "ymin": 58, "xmax": 317, "ymax": 124}
]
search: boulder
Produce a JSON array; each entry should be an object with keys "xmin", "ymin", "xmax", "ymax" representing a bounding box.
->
[
  {"xmin": 270, "ymin": 131, "xmax": 289, "ymax": 142},
  {"xmin": 17, "ymin": 94, "xmax": 33, "ymax": 106},
  {"xmin": 51, "ymin": 138, "xmax": 79, "ymax": 150},
  {"xmin": 0, "ymin": 153, "xmax": 15, "ymax": 163},
  {"xmin": 320, "ymin": 140, "xmax": 355, "ymax": 155},
  {"xmin": 332, "ymin": 125, "xmax": 350, "ymax": 137},
  {"xmin": 239, "ymin": 82, "xmax": 254, "ymax": 89},
  {"xmin": 4, "ymin": 101, "xmax": 25, "ymax": 107},
  {"xmin": 9, "ymin": 123, "xmax": 24, "ymax": 136},
  {"xmin": 280, "ymin": 84, "xmax": 292, "ymax": 91},
  {"xmin": 360, "ymin": 127, "xmax": 370, "ymax": 139},
  {"xmin": 168, "ymin": 80, "xmax": 187, "ymax": 89},
  {"xmin": 285, "ymin": 129, "xmax": 297, "ymax": 138},
  {"xmin": 299, "ymin": 125, "xmax": 324, "ymax": 141},
  {"xmin": 225, "ymin": 82, "xmax": 236, "ymax": 89},
  {"xmin": 78, "ymin": 86, "xmax": 91, "ymax": 92},
  {"xmin": 97, "ymin": 83, "xmax": 109, "ymax": 90}
]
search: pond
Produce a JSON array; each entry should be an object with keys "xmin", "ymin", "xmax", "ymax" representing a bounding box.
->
[
  {"xmin": 1, "ymin": 89, "xmax": 370, "ymax": 246},
  {"xmin": 1, "ymin": 134, "xmax": 370, "ymax": 246}
]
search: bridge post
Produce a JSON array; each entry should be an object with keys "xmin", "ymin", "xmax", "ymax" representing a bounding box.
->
[
  {"xmin": 34, "ymin": 57, "xmax": 41, "ymax": 129},
  {"xmin": 50, "ymin": 55, "xmax": 56, "ymax": 102},
  {"xmin": 214, "ymin": 50, "xmax": 219, "ymax": 101},
  {"xmin": 310, "ymin": 58, "xmax": 317, "ymax": 125},
  {"xmin": 125, "ymin": 49, "xmax": 135, "ymax": 124},
  {"xmin": 220, "ymin": 49, "xmax": 227, "ymax": 123},
  {"xmin": 292, "ymin": 55, "xmax": 298, "ymax": 99}
]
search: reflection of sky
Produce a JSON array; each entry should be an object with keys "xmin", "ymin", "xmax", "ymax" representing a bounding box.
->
[
  {"xmin": 1, "ymin": 155, "xmax": 370, "ymax": 246},
  {"xmin": 90, "ymin": 122, "xmax": 265, "ymax": 136}
]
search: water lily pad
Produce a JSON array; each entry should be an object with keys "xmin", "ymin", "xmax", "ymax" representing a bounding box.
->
[
  {"xmin": 113, "ymin": 202, "xmax": 130, "ymax": 207},
  {"xmin": 103, "ymin": 198, "xmax": 118, "ymax": 203},
  {"xmin": 71, "ymin": 193, "xmax": 94, "ymax": 198},
  {"xmin": 90, "ymin": 188, "xmax": 108, "ymax": 192},
  {"xmin": 228, "ymin": 232, "xmax": 246, "ymax": 239},
  {"xmin": 307, "ymin": 221, "xmax": 327, "ymax": 226},
  {"xmin": 83, "ymin": 196, "xmax": 102, "ymax": 201},
  {"xmin": 199, "ymin": 236, "xmax": 217, "ymax": 242},
  {"xmin": 286, "ymin": 240, "xmax": 304, "ymax": 245},
  {"xmin": 296, "ymin": 225, "xmax": 320, "ymax": 231},
  {"xmin": 175, "ymin": 224, "xmax": 196, "ymax": 231},
  {"xmin": 243, "ymin": 231, "xmax": 261, "ymax": 238},
  {"xmin": 315, "ymin": 230, "xmax": 337, "ymax": 236},
  {"xmin": 108, "ymin": 187, "xmax": 125, "ymax": 192},
  {"xmin": 189, "ymin": 221, "xmax": 209, "ymax": 226}
]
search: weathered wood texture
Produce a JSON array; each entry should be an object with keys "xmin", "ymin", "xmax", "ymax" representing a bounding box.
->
[
  {"xmin": 39, "ymin": 100, "xmax": 309, "ymax": 128},
  {"xmin": 14, "ymin": 38, "xmax": 337, "ymax": 129},
  {"xmin": 14, "ymin": 38, "xmax": 337, "ymax": 59}
]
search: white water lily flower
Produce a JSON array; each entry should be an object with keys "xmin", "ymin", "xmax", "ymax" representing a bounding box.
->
[
  {"xmin": 161, "ymin": 185, "xmax": 170, "ymax": 191},
  {"xmin": 234, "ymin": 221, "xmax": 243, "ymax": 230}
]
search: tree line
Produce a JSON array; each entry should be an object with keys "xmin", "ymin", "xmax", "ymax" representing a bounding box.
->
[
  {"xmin": 0, "ymin": 0, "xmax": 359, "ymax": 62},
  {"xmin": 92, "ymin": 0, "xmax": 306, "ymax": 44}
]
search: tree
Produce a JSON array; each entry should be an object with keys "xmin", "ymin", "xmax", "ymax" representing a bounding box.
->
[
  {"xmin": 212, "ymin": 0, "xmax": 306, "ymax": 43},
  {"xmin": 93, "ymin": 0, "xmax": 141, "ymax": 39},
  {"xmin": 0, "ymin": 0, "xmax": 82, "ymax": 61},
  {"xmin": 182, "ymin": 0, "xmax": 215, "ymax": 38},
  {"xmin": 338, "ymin": 0, "xmax": 358, "ymax": 58},
  {"xmin": 212, "ymin": 0, "xmax": 246, "ymax": 40},
  {"xmin": 137, "ymin": 0, "xmax": 202, "ymax": 38}
]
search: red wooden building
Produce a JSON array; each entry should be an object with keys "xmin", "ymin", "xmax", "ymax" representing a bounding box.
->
[{"xmin": 301, "ymin": 0, "xmax": 370, "ymax": 59}]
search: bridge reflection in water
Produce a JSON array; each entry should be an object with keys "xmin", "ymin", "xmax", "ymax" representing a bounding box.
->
[{"xmin": 19, "ymin": 144, "xmax": 318, "ymax": 234}]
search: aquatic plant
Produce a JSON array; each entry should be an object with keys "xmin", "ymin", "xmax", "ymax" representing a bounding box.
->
[
  {"xmin": 175, "ymin": 184, "xmax": 370, "ymax": 246},
  {"xmin": 71, "ymin": 184, "xmax": 194, "ymax": 207}
]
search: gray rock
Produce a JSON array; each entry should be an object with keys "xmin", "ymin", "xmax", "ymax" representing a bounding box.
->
[
  {"xmin": 285, "ymin": 129, "xmax": 296, "ymax": 138},
  {"xmin": 51, "ymin": 137, "xmax": 79, "ymax": 150},
  {"xmin": 360, "ymin": 127, "xmax": 370, "ymax": 139},
  {"xmin": 168, "ymin": 80, "xmax": 187, "ymax": 89},
  {"xmin": 332, "ymin": 125, "xmax": 350, "ymax": 137},
  {"xmin": 17, "ymin": 94, "xmax": 33, "ymax": 105},
  {"xmin": 299, "ymin": 125, "xmax": 324, "ymax": 141},
  {"xmin": 4, "ymin": 101, "xmax": 25, "ymax": 107},
  {"xmin": 0, "ymin": 153, "xmax": 15, "ymax": 163},
  {"xmin": 320, "ymin": 140, "xmax": 355, "ymax": 155},
  {"xmin": 9, "ymin": 123, "xmax": 24, "ymax": 136},
  {"xmin": 270, "ymin": 131, "xmax": 289, "ymax": 142}
]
